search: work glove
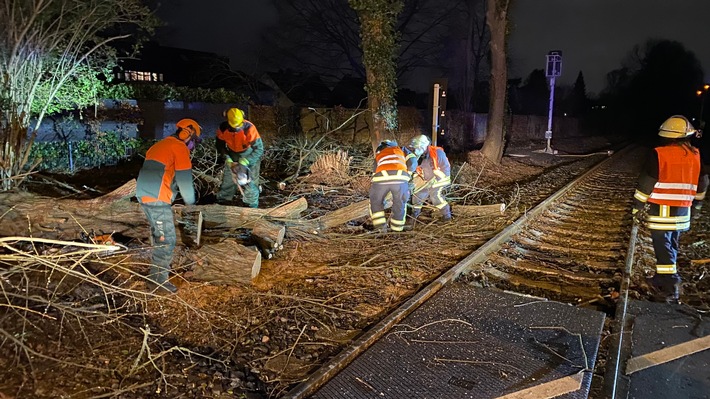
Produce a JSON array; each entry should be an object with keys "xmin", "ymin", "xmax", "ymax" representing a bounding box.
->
[{"xmin": 691, "ymin": 200, "xmax": 703, "ymax": 221}]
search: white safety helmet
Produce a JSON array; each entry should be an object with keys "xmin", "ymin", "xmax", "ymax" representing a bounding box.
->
[
  {"xmin": 658, "ymin": 115, "xmax": 696, "ymax": 138},
  {"xmin": 409, "ymin": 134, "xmax": 431, "ymax": 156}
]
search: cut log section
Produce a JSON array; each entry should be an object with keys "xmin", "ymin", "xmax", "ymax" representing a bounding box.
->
[
  {"xmin": 177, "ymin": 210, "xmax": 203, "ymax": 248},
  {"xmin": 189, "ymin": 240, "xmax": 261, "ymax": 285},
  {"xmin": 250, "ymin": 219, "xmax": 286, "ymax": 260}
]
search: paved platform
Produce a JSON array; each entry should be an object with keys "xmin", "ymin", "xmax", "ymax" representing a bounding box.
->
[
  {"xmin": 624, "ymin": 300, "xmax": 710, "ymax": 399},
  {"xmin": 313, "ymin": 284, "xmax": 606, "ymax": 399}
]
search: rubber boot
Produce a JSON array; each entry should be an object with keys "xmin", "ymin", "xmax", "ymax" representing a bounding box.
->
[
  {"xmin": 646, "ymin": 273, "xmax": 681, "ymax": 303},
  {"xmin": 147, "ymin": 280, "xmax": 178, "ymax": 294},
  {"xmin": 439, "ymin": 204, "xmax": 452, "ymax": 222}
]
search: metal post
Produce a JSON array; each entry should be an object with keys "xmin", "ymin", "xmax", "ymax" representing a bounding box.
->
[
  {"xmin": 68, "ymin": 141, "xmax": 74, "ymax": 173},
  {"xmin": 432, "ymin": 83, "xmax": 440, "ymax": 146},
  {"xmin": 545, "ymin": 75, "xmax": 556, "ymax": 154},
  {"xmin": 542, "ymin": 50, "xmax": 562, "ymax": 154}
]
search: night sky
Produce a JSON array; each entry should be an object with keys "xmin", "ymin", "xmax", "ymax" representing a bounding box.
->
[
  {"xmin": 154, "ymin": 0, "xmax": 710, "ymax": 96},
  {"xmin": 509, "ymin": 0, "xmax": 710, "ymax": 95}
]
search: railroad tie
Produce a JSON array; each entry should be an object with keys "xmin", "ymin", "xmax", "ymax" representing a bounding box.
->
[
  {"xmin": 494, "ymin": 371, "xmax": 585, "ymax": 399},
  {"xmin": 625, "ymin": 334, "xmax": 710, "ymax": 375}
]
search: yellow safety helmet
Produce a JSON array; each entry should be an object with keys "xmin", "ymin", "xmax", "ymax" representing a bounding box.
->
[
  {"xmin": 226, "ymin": 107, "xmax": 245, "ymax": 128},
  {"xmin": 658, "ymin": 115, "xmax": 696, "ymax": 138}
]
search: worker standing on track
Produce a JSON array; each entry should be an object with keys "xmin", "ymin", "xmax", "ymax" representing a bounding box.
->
[
  {"xmin": 136, "ymin": 118, "xmax": 201, "ymax": 294},
  {"xmin": 369, "ymin": 140, "xmax": 415, "ymax": 233},
  {"xmin": 216, "ymin": 107, "xmax": 264, "ymax": 208},
  {"xmin": 633, "ymin": 115, "xmax": 708, "ymax": 303},
  {"xmin": 408, "ymin": 134, "xmax": 452, "ymax": 222}
]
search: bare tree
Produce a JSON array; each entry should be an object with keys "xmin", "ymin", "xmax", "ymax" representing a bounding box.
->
[
  {"xmin": 349, "ymin": 0, "xmax": 403, "ymax": 151},
  {"xmin": 442, "ymin": 0, "xmax": 489, "ymax": 112},
  {"xmin": 0, "ymin": 0, "xmax": 155, "ymax": 190},
  {"xmin": 480, "ymin": 0, "xmax": 511, "ymax": 163},
  {"xmin": 266, "ymin": 0, "xmax": 460, "ymax": 85}
]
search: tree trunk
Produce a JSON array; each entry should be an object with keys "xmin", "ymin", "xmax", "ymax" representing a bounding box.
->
[
  {"xmin": 0, "ymin": 179, "xmax": 306, "ymax": 241},
  {"xmin": 350, "ymin": 0, "xmax": 403, "ymax": 154},
  {"xmin": 188, "ymin": 240, "xmax": 261, "ymax": 285},
  {"xmin": 480, "ymin": 0, "xmax": 510, "ymax": 164}
]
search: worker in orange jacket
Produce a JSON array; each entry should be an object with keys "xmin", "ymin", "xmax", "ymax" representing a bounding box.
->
[
  {"xmin": 369, "ymin": 140, "xmax": 416, "ymax": 232},
  {"xmin": 633, "ymin": 115, "xmax": 708, "ymax": 303},
  {"xmin": 136, "ymin": 119, "xmax": 201, "ymax": 294},
  {"xmin": 216, "ymin": 107, "xmax": 264, "ymax": 207}
]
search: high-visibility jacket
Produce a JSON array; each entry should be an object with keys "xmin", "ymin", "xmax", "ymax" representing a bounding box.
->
[
  {"xmin": 136, "ymin": 136, "xmax": 195, "ymax": 206},
  {"xmin": 416, "ymin": 145, "xmax": 451, "ymax": 188},
  {"xmin": 647, "ymin": 146, "xmax": 701, "ymax": 207},
  {"xmin": 216, "ymin": 120, "xmax": 264, "ymax": 166},
  {"xmin": 372, "ymin": 146, "xmax": 410, "ymax": 183},
  {"xmin": 634, "ymin": 144, "xmax": 707, "ymax": 231}
]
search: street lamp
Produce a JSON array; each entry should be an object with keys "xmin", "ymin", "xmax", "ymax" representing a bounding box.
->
[{"xmin": 697, "ymin": 84, "xmax": 710, "ymax": 131}]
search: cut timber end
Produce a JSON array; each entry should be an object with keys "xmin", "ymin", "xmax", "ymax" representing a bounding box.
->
[
  {"xmin": 190, "ymin": 240, "xmax": 261, "ymax": 285},
  {"xmin": 196, "ymin": 211, "xmax": 203, "ymax": 247}
]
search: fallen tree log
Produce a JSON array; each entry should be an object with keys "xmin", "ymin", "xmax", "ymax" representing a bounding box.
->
[
  {"xmin": 0, "ymin": 179, "xmax": 304, "ymax": 242},
  {"xmin": 188, "ymin": 240, "xmax": 261, "ymax": 284},
  {"xmin": 290, "ymin": 192, "xmax": 505, "ymax": 234},
  {"xmin": 454, "ymin": 203, "xmax": 506, "ymax": 216}
]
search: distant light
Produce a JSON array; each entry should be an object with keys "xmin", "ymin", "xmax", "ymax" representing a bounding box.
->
[
  {"xmin": 563, "ymin": 113, "xmax": 568, "ymax": 116},
  {"xmin": 705, "ymin": 84, "xmax": 710, "ymax": 90}
]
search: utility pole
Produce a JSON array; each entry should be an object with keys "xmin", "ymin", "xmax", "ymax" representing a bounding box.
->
[
  {"xmin": 430, "ymin": 79, "xmax": 448, "ymax": 146},
  {"xmin": 543, "ymin": 50, "xmax": 562, "ymax": 154}
]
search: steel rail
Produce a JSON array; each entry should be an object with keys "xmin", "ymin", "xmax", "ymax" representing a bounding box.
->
[
  {"xmin": 284, "ymin": 147, "xmax": 631, "ymax": 399},
  {"xmin": 604, "ymin": 221, "xmax": 639, "ymax": 398}
]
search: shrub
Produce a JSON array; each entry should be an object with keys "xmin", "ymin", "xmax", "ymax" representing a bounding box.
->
[{"xmin": 29, "ymin": 131, "xmax": 142, "ymax": 173}]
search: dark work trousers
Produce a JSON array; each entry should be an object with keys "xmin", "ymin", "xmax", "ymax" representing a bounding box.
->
[
  {"xmin": 412, "ymin": 185, "xmax": 450, "ymax": 218},
  {"xmin": 141, "ymin": 203, "xmax": 177, "ymax": 284},
  {"xmin": 217, "ymin": 161, "xmax": 261, "ymax": 207},
  {"xmin": 369, "ymin": 181, "xmax": 410, "ymax": 231},
  {"xmin": 650, "ymin": 229, "xmax": 680, "ymax": 274}
]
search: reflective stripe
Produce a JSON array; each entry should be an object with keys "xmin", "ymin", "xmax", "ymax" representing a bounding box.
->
[
  {"xmin": 647, "ymin": 221, "xmax": 690, "ymax": 231},
  {"xmin": 431, "ymin": 176, "xmax": 451, "ymax": 188},
  {"xmin": 646, "ymin": 214, "xmax": 690, "ymax": 223},
  {"xmin": 390, "ymin": 217, "xmax": 405, "ymax": 226},
  {"xmin": 372, "ymin": 170, "xmax": 410, "ymax": 183},
  {"xmin": 649, "ymin": 193, "xmax": 696, "ymax": 202},
  {"xmin": 656, "ymin": 264, "xmax": 677, "ymax": 274},
  {"xmin": 654, "ymin": 182, "xmax": 697, "ymax": 190},
  {"xmin": 370, "ymin": 210, "xmax": 385, "ymax": 219},
  {"xmin": 634, "ymin": 190, "xmax": 649, "ymax": 202}
]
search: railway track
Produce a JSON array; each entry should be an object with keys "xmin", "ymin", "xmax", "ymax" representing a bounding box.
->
[
  {"xmin": 285, "ymin": 144, "xmax": 710, "ymax": 398},
  {"xmin": 477, "ymin": 146, "xmax": 641, "ymax": 308}
]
